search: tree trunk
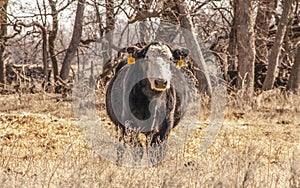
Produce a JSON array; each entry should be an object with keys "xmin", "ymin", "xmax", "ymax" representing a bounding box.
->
[
  {"xmin": 255, "ymin": 0, "xmax": 276, "ymax": 63},
  {"xmin": 105, "ymin": 0, "xmax": 114, "ymax": 34},
  {"xmin": 139, "ymin": 0, "xmax": 153, "ymax": 43},
  {"xmin": 227, "ymin": 0, "xmax": 237, "ymax": 71},
  {"xmin": 0, "ymin": 0, "xmax": 8, "ymax": 85},
  {"xmin": 17, "ymin": 22, "xmax": 49, "ymax": 85},
  {"xmin": 236, "ymin": 0, "xmax": 256, "ymax": 94},
  {"xmin": 94, "ymin": 4, "xmax": 103, "ymax": 38},
  {"xmin": 262, "ymin": 0, "xmax": 293, "ymax": 90},
  {"xmin": 48, "ymin": 0, "xmax": 59, "ymax": 82},
  {"xmin": 60, "ymin": 0, "xmax": 85, "ymax": 81},
  {"xmin": 175, "ymin": 1, "xmax": 212, "ymax": 96},
  {"xmin": 102, "ymin": 0, "xmax": 115, "ymax": 64},
  {"xmin": 287, "ymin": 42, "xmax": 300, "ymax": 91},
  {"xmin": 41, "ymin": 26, "xmax": 49, "ymax": 85},
  {"xmin": 155, "ymin": 0, "xmax": 180, "ymax": 43}
]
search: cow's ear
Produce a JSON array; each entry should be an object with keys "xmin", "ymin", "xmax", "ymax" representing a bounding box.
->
[
  {"xmin": 172, "ymin": 49, "xmax": 181, "ymax": 60},
  {"xmin": 126, "ymin": 47, "xmax": 135, "ymax": 54},
  {"xmin": 126, "ymin": 46, "xmax": 142, "ymax": 55},
  {"xmin": 126, "ymin": 47, "xmax": 139, "ymax": 64},
  {"xmin": 172, "ymin": 48, "xmax": 189, "ymax": 60},
  {"xmin": 181, "ymin": 48, "xmax": 189, "ymax": 58},
  {"xmin": 172, "ymin": 48, "xmax": 189, "ymax": 67}
]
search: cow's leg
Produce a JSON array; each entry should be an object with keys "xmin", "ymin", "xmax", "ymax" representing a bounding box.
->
[
  {"xmin": 146, "ymin": 124, "xmax": 171, "ymax": 165},
  {"xmin": 116, "ymin": 144, "xmax": 125, "ymax": 166},
  {"xmin": 116, "ymin": 126, "xmax": 126, "ymax": 166},
  {"xmin": 131, "ymin": 139, "xmax": 144, "ymax": 166},
  {"xmin": 117, "ymin": 127, "xmax": 144, "ymax": 165},
  {"xmin": 147, "ymin": 134, "xmax": 167, "ymax": 165},
  {"xmin": 147, "ymin": 98, "xmax": 176, "ymax": 165},
  {"xmin": 148, "ymin": 88, "xmax": 177, "ymax": 165},
  {"xmin": 126, "ymin": 129, "xmax": 144, "ymax": 165}
]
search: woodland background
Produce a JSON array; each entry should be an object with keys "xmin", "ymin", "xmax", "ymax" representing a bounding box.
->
[{"xmin": 0, "ymin": 0, "xmax": 299, "ymax": 94}]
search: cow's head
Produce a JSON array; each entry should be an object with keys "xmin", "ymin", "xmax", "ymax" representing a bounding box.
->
[{"xmin": 127, "ymin": 42, "xmax": 189, "ymax": 91}]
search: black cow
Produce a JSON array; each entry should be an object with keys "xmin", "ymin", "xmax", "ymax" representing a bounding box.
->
[{"xmin": 106, "ymin": 42, "xmax": 192, "ymax": 165}]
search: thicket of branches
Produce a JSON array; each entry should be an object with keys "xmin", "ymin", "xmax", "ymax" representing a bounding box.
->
[{"xmin": 0, "ymin": 0, "xmax": 299, "ymax": 94}]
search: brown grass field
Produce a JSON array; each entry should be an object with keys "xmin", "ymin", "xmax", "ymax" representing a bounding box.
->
[{"xmin": 0, "ymin": 90, "xmax": 300, "ymax": 187}]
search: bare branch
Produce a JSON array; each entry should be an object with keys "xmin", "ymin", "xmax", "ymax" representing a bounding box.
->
[{"xmin": 128, "ymin": 10, "xmax": 162, "ymax": 23}]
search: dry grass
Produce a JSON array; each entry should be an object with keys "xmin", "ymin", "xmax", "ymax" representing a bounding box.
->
[{"xmin": 0, "ymin": 90, "xmax": 300, "ymax": 187}]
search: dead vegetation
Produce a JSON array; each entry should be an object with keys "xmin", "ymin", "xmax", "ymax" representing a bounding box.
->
[{"xmin": 0, "ymin": 90, "xmax": 299, "ymax": 187}]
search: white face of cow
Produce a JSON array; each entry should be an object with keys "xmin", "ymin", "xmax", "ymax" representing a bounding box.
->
[{"xmin": 144, "ymin": 44, "xmax": 173, "ymax": 91}]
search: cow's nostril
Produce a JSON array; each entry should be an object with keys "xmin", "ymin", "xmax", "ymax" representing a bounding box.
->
[
  {"xmin": 154, "ymin": 79, "xmax": 168, "ymax": 88},
  {"xmin": 163, "ymin": 80, "xmax": 167, "ymax": 86}
]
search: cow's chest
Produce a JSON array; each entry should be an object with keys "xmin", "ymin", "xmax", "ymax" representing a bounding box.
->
[{"xmin": 128, "ymin": 80, "xmax": 170, "ymax": 122}]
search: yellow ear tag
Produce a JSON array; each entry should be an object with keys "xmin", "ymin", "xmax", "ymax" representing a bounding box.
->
[
  {"xmin": 127, "ymin": 53, "xmax": 135, "ymax": 64},
  {"xmin": 177, "ymin": 55, "xmax": 184, "ymax": 67}
]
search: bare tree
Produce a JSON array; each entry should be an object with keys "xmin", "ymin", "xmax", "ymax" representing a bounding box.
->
[
  {"xmin": 60, "ymin": 0, "xmax": 86, "ymax": 81},
  {"xmin": 235, "ymin": 0, "xmax": 256, "ymax": 93},
  {"xmin": 102, "ymin": 0, "xmax": 115, "ymax": 63},
  {"xmin": 48, "ymin": 0, "xmax": 59, "ymax": 82},
  {"xmin": 17, "ymin": 22, "xmax": 49, "ymax": 84},
  {"xmin": 287, "ymin": 42, "xmax": 300, "ymax": 91},
  {"xmin": 139, "ymin": 0, "xmax": 153, "ymax": 43},
  {"xmin": 263, "ymin": 0, "xmax": 293, "ymax": 90},
  {"xmin": 227, "ymin": 0, "xmax": 237, "ymax": 72},
  {"xmin": 0, "ymin": 0, "xmax": 8, "ymax": 85},
  {"xmin": 255, "ymin": 0, "xmax": 277, "ymax": 63},
  {"xmin": 93, "ymin": 0, "xmax": 104, "ymax": 38},
  {"xmin": 176, "ymin": 0, "xmax": 212, "ymax": 95},
  {"xmin": 155, "ymin": 0, "xmax": 180, "ymax": 43}
]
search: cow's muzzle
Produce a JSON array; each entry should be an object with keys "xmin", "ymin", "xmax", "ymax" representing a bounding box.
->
[{"xmin": 153, "ymin": 78, "xmax": 168, "ymax": 91}]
